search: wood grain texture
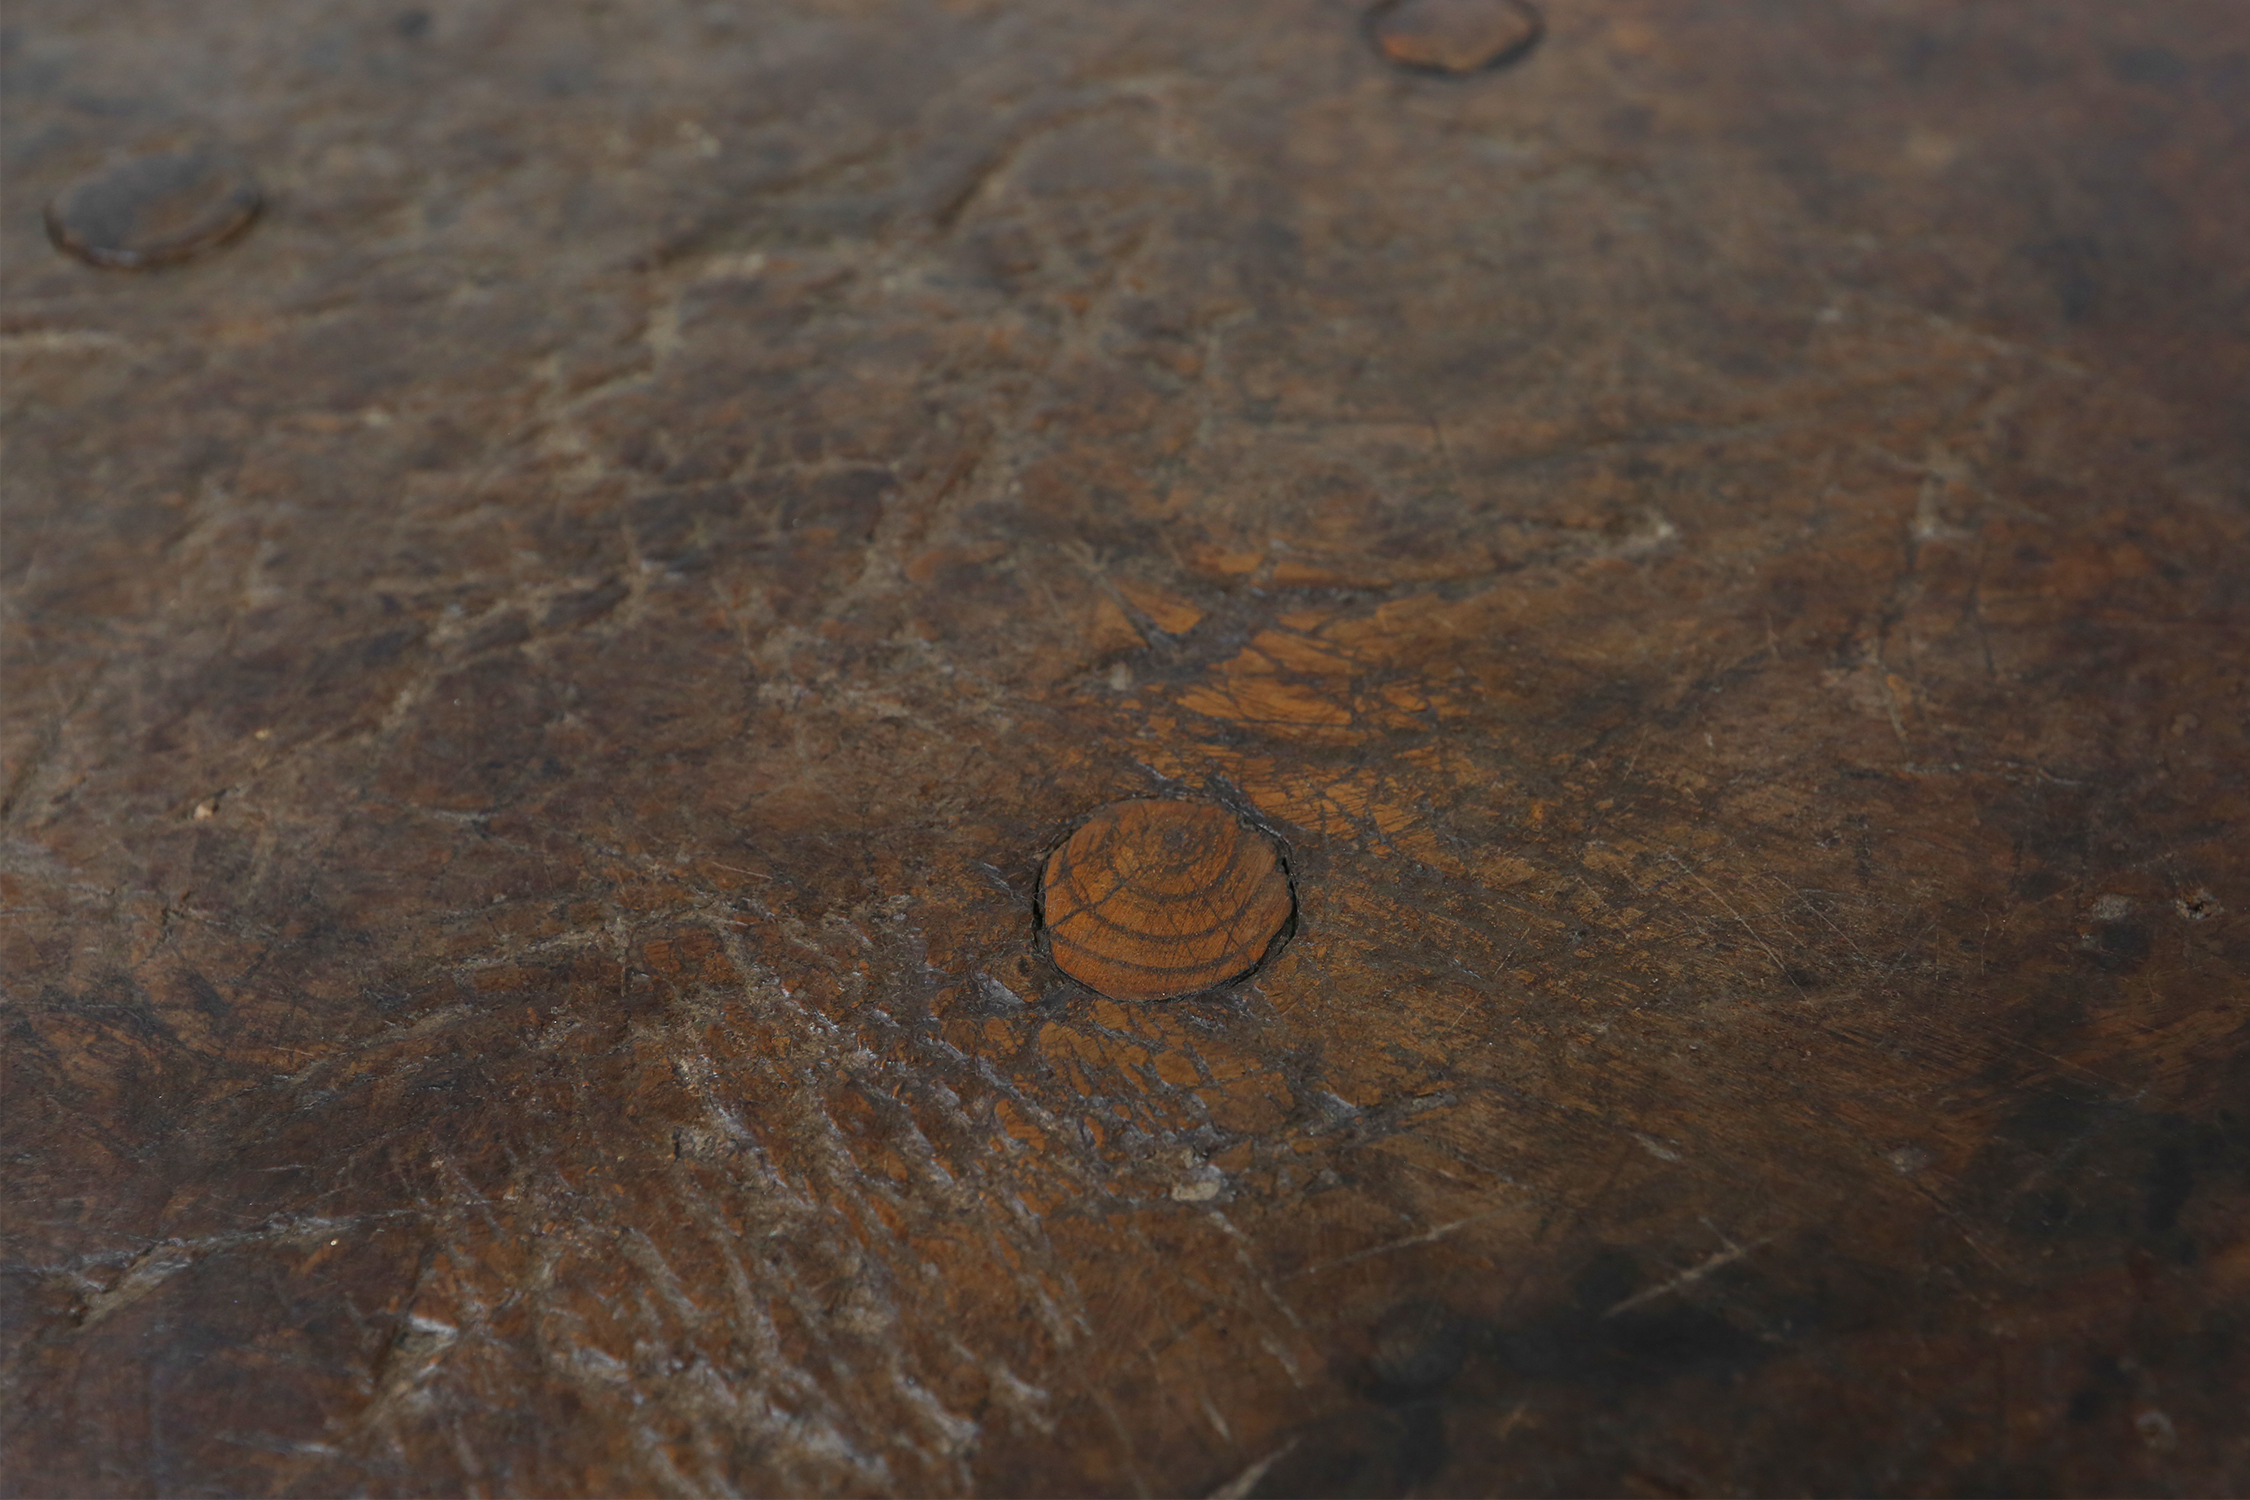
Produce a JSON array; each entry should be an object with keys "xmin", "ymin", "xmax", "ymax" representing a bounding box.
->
[
  {"xmin": 1042, "ymin": 799, "xmax": 1293, "ymax": 1002},
  {"xmin": 3, "ymin": 2, "xmax": 2247, "ymax": 1496}
]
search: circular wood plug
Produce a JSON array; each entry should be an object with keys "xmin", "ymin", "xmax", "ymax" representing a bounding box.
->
[
  {"xmin": 1040, "ymin": 798, "xmax": 1294, "ymax": 1002},
  {"xmin": 45, "ymin": 141, "xmax": 263, "ymax": 270},
  {"xmin": 1365, "ymin": 0, "xmax": 1543, "ymax": 76}
]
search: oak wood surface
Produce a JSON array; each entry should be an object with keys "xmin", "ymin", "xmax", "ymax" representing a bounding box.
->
[{"xmin": 2, "ymin": 2, "xmax": 2246, "ymax": 1495}]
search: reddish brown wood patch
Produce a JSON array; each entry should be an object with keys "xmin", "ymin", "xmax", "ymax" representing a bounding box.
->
[{"xmin": 1040, "ymin": 799, "xmax": 1294, "ymax": 1003}]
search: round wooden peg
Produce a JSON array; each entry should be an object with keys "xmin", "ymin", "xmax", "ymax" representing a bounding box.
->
[{"xmin": 1040, "ymin": 798, "xmax": 1294, "ymax": 1002}]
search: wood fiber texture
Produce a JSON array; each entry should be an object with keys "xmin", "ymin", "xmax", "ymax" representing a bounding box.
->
[
  {"xmin": 3, "ymin": 1, "xmax": 2247, "ymax": 1495},
  {"xmin": 1041, "ymin": 799, "xmax": 1293, "ymax": 1003}
]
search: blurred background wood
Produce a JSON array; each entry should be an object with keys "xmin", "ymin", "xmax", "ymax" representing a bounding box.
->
[{"xmin": 3, "ymin": 2, "xmax": 2245, "ymax": 1494}]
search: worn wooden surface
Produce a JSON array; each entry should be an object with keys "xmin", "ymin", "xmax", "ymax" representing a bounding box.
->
[{"xmin": 3, "ymin": 2, "xmax": 2246, "ymax": 1495}]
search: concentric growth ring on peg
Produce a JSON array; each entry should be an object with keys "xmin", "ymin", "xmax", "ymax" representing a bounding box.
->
[{"xmin": 1040, "ymin": 798, "xmax": 1294, "ymax": 1002}]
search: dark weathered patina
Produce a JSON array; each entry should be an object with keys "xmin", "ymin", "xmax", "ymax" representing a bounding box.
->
[{"xmin": 3, "ymin": 2, "xmax": 2245, "ymax": 1494}]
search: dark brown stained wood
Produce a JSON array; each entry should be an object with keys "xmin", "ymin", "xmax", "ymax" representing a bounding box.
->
[
  {"xmin": 1042, "ymin": 799, "xmax": 1294, "ymax": 1002},
  {"xmin": 1366, "ymin": 0, "xmax": 1543, "ymax": 75},
  {"xmin": 3, "ymin": 2, "xmax": 2247, "ymax": 1496},
  {"xmin": 41, "ymin": 140, "xmax": 262, "ymax": 270}
]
